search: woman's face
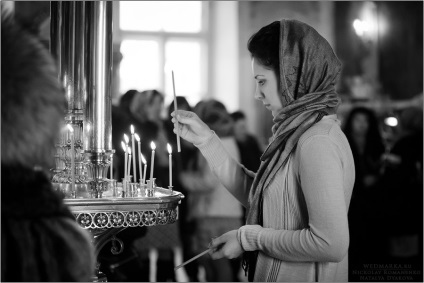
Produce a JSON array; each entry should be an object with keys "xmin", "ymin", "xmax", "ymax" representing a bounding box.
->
[
  {"xmin": 251, "ymin": 58, "xmax": 283, "ymax": 116},
  {"xmin": 352, "ymin": 113, "xmax": 369, "ymax": 136}
]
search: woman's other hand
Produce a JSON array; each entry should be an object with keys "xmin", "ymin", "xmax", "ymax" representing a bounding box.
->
[
  {"xmin": 209, "ymin": 230, "xmax": 244, "ymax": 260},
  {"xmin": 171, "ymin": 110, "xmax": 213, "ymax": 145}
]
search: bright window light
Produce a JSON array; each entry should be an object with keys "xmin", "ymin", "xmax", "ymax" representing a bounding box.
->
[
  {"xmin": 120, "ymin": 1, "xmax": 202, "ymax": 33},
  {"xmin": 164, "ymin": 40, "xmax": 202, "ymax": 106},
  {"xmin": 119, "ymin": 40, "xmax": 160, "ymax": 93}
]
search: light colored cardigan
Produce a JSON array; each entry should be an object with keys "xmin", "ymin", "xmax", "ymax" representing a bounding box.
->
[{"xmin": 196, "ymin": 115, "xmax": 355, "ymax": 282}]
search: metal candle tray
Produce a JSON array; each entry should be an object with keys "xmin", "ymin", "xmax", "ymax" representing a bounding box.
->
[{"xmin": 65, "ymin": 187, "xmax": 184, "ymax": 230}]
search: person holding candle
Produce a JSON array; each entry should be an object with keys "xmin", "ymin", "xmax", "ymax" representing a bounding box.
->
[
  {"xmin": 172, "ymin": 19, "xmax": 355, "ymax": 282},
  {"xmin": 1, "ymin": 14, "xmax": 95, "ymax": 281}
]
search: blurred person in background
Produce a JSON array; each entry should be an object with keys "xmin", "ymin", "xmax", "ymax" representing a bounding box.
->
[
  {"xmin": 379, "ymin": 107, "xmax": 423, "ymax": 275},
  {"xmin": 164, "ymin": 96, "xmax": 200, "ymax": 281},
  {"xmin": 230, "ymin": 110, "xmax": 263, "ymax": 172},
  {"xmin": 180, "ymin": 99, "xmax": 244, "ymax": 282},
  {"xmin": 172, "ymin": 19, "xmax": 355, "ymax": 282},
  {"xmin": 342, "ymin": 106, "xmax": 385, "ymax": 280},
  {"xmin": 1, "ymin": 12, "xmax": 95, "ymax": 281}
]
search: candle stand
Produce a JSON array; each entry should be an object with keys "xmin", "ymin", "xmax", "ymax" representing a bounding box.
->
[
  {"xmin": 49, "ymin": 2, "xmax": 184, "ymax": 281},
  {"xmin": 65, "ymin": 186, "xmax": 184, "ymax": 281}
]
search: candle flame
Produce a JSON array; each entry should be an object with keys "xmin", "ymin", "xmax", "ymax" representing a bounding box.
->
[
  {"xmin": 121, "ymin": 141, "xmax": 127, "ymax": 152},
  {"xmin": 128, "ymin": 148, "xmax": 132, "ymax": 155},
  {"xmin": 167, "ymin": 143, "xmax": 172, "ymax": 154},
  {"xmin": 124, "ymin": 134, "xmax": 129, "ymax": 144},
  {"xmin": 67, "ymin": 124, "xmax": 74, "ymax": 133},
  {"xmin": 141, "ymin": 153, "xmax": 147, "ymax": 164},
  {"xmin": 151, "ymin": 141, "xmax": 156, "ymax": 150},
  {"xmin": 135, "ymin": 133, "xmax": 140, "ymax": 142},
  {"xmin": 130, "ymin": 125, "xmax": 134, "ymax": 134}
]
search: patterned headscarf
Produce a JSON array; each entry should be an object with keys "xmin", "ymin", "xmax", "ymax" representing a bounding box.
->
[{"xmin": 243, "ymin": 19, "xmax": 342, "ymax": 281}]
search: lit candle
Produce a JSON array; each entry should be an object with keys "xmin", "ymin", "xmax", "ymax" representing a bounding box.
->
[
  {"xmin": 121, "ymin": 141, "xmax": 127, "ymax": 182},
  {"xmin": 141, "ymin": 153, "xmax": 147, "ymax": 184},
  {"xmin": 130, "ymin": 125, "xmax": 137, "ymax": 183},
  {"xmin": 167, "ymin": 143, "xmax": 172, "ymax": 187},
  {"xmin": 150, "ymin": 141, "xmax": 156, "ymax": 182},
  {"xmin": 67, "ymin": 124, "xmax": 75, "ymax": 195},
  {"xmin": 135, "ymin": 133, "xmax": 142, "ymax": 183},
  {"xmin": 172, "ymin": 70, "xmax": 181, "ymax": 152},
  {"xmin": 128, "ymin": 147, "xmax": 132, "ymax": 182},
  {"xmin": 124, "ymin": 134, "xmax": 129, "ymax": 180}
]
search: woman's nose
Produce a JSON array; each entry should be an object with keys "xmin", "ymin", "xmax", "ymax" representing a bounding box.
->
[{"xmin": 254, "ymin": 87, "xmax": 264, "ymax": 100}]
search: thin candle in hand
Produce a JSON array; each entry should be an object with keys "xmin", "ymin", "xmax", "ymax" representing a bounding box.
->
[{"xmin": 172, "ymin": 70, "xmax": 181, "ymax": 152}]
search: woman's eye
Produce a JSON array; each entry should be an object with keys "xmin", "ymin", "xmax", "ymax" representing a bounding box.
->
[{"xmin": 258, "ymin": 80, "xmax": 265, "ymax": 86}]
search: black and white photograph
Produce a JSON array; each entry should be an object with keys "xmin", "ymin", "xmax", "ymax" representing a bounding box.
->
[{"xmin": 1, "ymin": 1, "xmax": 423, "ymax": 282}]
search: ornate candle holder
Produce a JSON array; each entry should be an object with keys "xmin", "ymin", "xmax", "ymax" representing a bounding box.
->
[
  {"xmin": 84, "ymin": 150, "xmax": 114, "ymax": 198},
  {"xmin": 146, "ymin": 178, "xmax": 156, "ymax": 197},
  {"xmin": 52, "ymin": 116, "xmax": 89, "ymax": 198}
]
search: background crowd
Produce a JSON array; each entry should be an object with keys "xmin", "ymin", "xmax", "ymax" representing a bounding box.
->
[{"xmin": 103, "ymin": 87, "xmax": 423, "ymax": 282}]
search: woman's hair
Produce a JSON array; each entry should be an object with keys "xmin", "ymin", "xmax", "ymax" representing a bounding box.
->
[
  {"xmin": 247, "ymin": 21, "xmax": 280, "ymax": 79},
  {"xmin": 230, "ymin": 110, "xmax": 246, "ymax": 122},
  {"xmin": 343, "ymin": 107, "xmax": 384, "ymax": 157},
  {"xmin": 194, "ymin": 99, "xmax": 234, "ymax": 137},
  {"xmin": 142, "ymin": 89, "xmax": 164, "ymax": 105},
  {"xmin": 1, "ymin": 13, "xmax": 65, "ymax": 169},
  {"xmin": 119, "ymin": 89, "xmax": 140, "ymax": 114}
]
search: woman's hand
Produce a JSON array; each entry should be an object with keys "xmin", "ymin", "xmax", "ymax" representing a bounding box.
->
[
  {"xmin": 209, "ymin": 230, "xmax": 244, "ymax": 260},
  {"xmin": 171, "ymin": 110, "xmax": 213, "ymax": 145}
]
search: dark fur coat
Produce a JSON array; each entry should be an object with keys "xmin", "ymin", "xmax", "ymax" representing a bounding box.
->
[{"xmin": 1, "ymin": 165, "xmax": 95, "ymax": 281}]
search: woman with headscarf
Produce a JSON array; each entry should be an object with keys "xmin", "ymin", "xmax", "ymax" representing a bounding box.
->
[{"xmin": 171, "ymin": 19, "xmax": 355, "ymax": 282}]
